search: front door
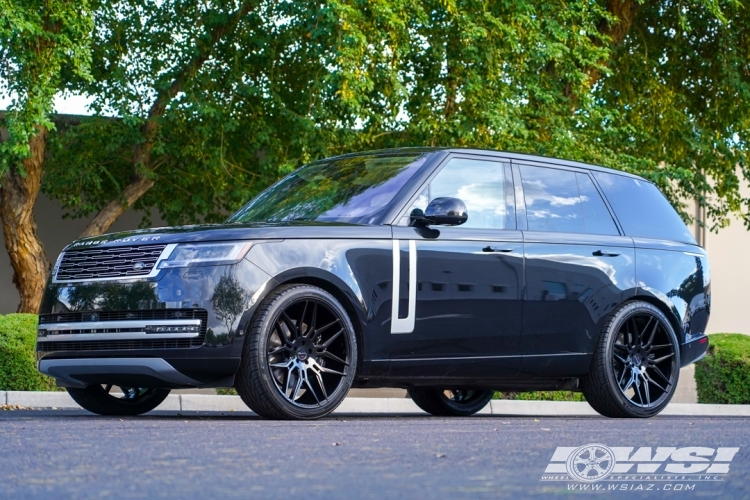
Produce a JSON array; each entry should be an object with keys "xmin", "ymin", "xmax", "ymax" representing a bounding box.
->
[{"xmin": 388, "ymin": 157, "xmax": 523, "ymax": 380}]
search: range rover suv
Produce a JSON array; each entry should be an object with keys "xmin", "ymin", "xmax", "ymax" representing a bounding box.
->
[{"xmin": 37, "ymin": 148, "xmax": 710, "ymax": 419}]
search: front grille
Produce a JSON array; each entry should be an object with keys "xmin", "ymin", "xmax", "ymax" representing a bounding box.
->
[
  {"xmin": 37, "ymin": 309, "xmax": 208, "ymax": 352},
  {"xmin": 55, "ymin": 244, "xmax": 167, "ymax": 281}
]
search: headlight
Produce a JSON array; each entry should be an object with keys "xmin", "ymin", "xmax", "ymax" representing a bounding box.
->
[{"xmin": 157, "ymin": 242, "xmax": 253, "ymax": 268}]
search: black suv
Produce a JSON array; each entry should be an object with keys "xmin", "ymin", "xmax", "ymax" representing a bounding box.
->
[{"xmin": 37, "ymin": 148, "xmax": 710, "ymax": 419}]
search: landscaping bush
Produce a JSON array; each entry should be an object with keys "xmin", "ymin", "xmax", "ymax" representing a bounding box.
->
[
  {"xmin": 0, "ymin": 314, "xmax": 59, "ymax": 391},
  {"xmin": 695, "ymin": 334, "xmax": 750, "ymax": 404},
  {"xmin": 494, "ymin": 391, "xmax": 586, "ymax": 402}
]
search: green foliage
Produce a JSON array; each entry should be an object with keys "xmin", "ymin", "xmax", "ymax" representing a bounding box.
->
[
  {"xmin": 494, "ymin": 391, "xmax": 586, "ymax": 402},
  {"xmin": 695, "ymin": 334, "xmax": 750, "ymax": 404},
  {"xmin": 39, "ymin": 0, "xmax": 750, "ymax": 234},
  {"xmin": 0, "ymin": 314, "xmax": 59, "ymax": 391},
  {"xmin": 216, "ymin": 388, "xmax": 238, "ymax": 395},
  {"xmin": 596, "ymin": 0, "xmax": 750, "ymax": 231},
  {"xmin": 0, "ymin": 0, "xmax": 93, "ymax": 173}
]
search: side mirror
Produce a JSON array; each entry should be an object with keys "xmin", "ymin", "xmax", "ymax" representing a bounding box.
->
[{"xmin": 411, "ymin": 197, "xmax": 468, "ymax": 226}]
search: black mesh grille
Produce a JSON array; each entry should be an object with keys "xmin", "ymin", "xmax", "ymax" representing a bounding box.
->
[
  {"xmin": 38, "ymin": 338, "xmax": 196, "ymax": 351},
  {"xmin": 37, "ymin": 309, "xmax": 207, "ymax": 352},
  {"xmin": 38, "ymin": 309, "xmax": 204, "ymax": 324},
  {"xmin": 55, "ymin": 244, "xmax": 167, "ymax": 281}
]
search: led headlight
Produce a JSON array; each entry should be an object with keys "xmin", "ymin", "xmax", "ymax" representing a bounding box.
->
[{"xmin": 157, "ymin": 242, "xmax": 253, "ymax": 268}]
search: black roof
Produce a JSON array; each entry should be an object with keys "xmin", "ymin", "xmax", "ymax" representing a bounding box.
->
[{"xmin": 323, "ymin": 147, "xmax": 646, "ymax": 181}]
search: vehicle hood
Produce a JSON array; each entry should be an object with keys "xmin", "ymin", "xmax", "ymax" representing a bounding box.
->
[{"xmin": 63, "ymin": 221, "xmax": 393, "ymax": 250}]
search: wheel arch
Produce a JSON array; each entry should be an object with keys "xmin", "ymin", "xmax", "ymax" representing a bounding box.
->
[
  {"xmin": 627, "ymin": 294, "xmax": 685, "ymax": 344},
  {"xmin": 244, "ymin": 268, "xmax": 368, "ymax": 376}
]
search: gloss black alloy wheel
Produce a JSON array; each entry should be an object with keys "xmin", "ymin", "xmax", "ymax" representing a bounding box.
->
[
  {"xmin": 236, "ymin": 284, "xmax": 357, "ymax": 420},
  {"xmin": 408, "ymin": 388, "xmax": 494, "ymax": 416},
  {"xmin": 583, "ymin": 301, "xmax": 680, "ymax": 418},
  {"xmin": 66, "ymin": 385, "xmax": 171, "ymax": 416}
]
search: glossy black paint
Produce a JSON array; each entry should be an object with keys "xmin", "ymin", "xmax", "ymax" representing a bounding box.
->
[
  {"xmin": 388, "ymin": 226, "xmax": 524, "ymax": 380},
  {"xmin": 521, "ymin": 232, "xmax": 636, "ymax": 377},
  {"xmin": 422, "ymin": 197, "xmax": 468, "ymax": 226},
  {"xmin": 37, "ymin": 148, "xmax": 711, "ymax": 391}
]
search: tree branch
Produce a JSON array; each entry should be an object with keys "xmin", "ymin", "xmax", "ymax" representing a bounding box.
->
[{"xmin": 79, "ymin": 1, "xmax": 256, "ymax": 238}]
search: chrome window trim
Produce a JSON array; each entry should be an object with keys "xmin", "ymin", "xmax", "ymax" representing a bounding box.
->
[{"xmin": 51, "ymin": 243, "xmax": 178, "ymax": 284}]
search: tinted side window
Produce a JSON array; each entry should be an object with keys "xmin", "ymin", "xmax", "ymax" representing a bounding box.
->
[
  {"xmin": 521, "ymin": 166, "xmax": 584, "ymax": 233},
  {"xmin": 592, "ymin": 172, "xmax": 696, "ymax": 243},
  {"xmin": 403, "ymin": 158, "xmax": 512, "ymax": 229},
  {"xmin": 576, "ymin": 173, "xmax": 619, "ymax": 235}
]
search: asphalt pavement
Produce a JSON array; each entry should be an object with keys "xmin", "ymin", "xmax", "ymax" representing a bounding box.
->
[{"xmin": 1, "ymin": 410, "xmax": 749, "ymax": 499}]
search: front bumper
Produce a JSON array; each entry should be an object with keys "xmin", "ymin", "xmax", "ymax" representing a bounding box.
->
[
  {"xmin": 36, "ymin": 257, "xmax": 275, "ymax": 388},
  {"xmin": 39, "ymin": 358, "xmax": 203, "ymax": 388}
]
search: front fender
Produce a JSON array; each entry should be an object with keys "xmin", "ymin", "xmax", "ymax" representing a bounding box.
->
[{"xmin": 244, "ymin": 239, "xmax": 394, "ymax": 363}]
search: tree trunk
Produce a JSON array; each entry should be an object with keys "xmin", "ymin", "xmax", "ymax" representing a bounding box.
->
[
  {"xmin": 0, "ymin": 126, "xmax": 51, "ymax": 313},
  {"xmin": 78, "ymin": 175, "xmax": 154, "ymax": 238}
]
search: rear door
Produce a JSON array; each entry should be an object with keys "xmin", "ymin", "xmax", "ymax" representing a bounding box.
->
[
  {"xmin": 389, "ymin": 155, "xmax": 523, "ymax": 380},
  {"xmin": 515, "ymin": 161, "xmax": 636, "ymax": 377}
]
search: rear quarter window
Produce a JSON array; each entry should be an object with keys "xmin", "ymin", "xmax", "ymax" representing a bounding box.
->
[{"xmin": 592, "ymin": 172, "xmax": 696, "ymax": 244}]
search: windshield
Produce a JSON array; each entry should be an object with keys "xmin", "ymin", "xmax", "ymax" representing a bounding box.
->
[{"xmin": 227, "ymin": 153, "xmax": 426, "ymax": 224}]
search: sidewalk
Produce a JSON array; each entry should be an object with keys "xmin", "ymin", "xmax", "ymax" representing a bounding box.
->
[{"xmin": 3, "ymin": 391, "xmax": 749, "ymax": 416}]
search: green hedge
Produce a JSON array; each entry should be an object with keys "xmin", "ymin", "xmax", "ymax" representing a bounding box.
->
[
  {"xmin": 494, "ymin": 391, "xmax": 586, "ymax": 402},
  {"xmin": 696, "ymin": 334, "xmax": 750, "ymax": 404},
  {"xmin": 0, "ymin": 314, "xmax": 59, "ymax": 391}
]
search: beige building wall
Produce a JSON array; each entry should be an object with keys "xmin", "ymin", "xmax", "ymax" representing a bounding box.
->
[{"xmin": 691, "ymin": 182, "xmax": 750, "ymax": 335}]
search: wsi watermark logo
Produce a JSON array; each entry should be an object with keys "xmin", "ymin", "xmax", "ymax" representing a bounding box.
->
[{"xmin": 541, "ymin": 444, "xmax": 739, "ymax": 491}]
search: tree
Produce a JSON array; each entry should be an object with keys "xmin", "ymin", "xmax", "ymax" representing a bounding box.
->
[
  {"xmin": 5, "ymin": 0, "xmax": 750, "ymax": 314},
  {"xmin": 595, "ymin": 0, "xmax": 750, "ymax": 230},
  {"xmin": 0, "ymin": 0, "xmax": 93, "ymax": 313}
]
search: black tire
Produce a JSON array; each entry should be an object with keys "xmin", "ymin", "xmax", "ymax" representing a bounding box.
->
[
  {"xmin": 236, "ymin": 284, "xmax": 358, "ymax": 420},
  {"xmin": 67, "ymin": 385, "xmax": 170, "ymax": 416},
  {"xmin": 582, "ymin": 301, "xmax": 681, "ymax": 418},
  {"xmin": 408, "ymin": 388, "xmax": 494, "ymax": 416}
]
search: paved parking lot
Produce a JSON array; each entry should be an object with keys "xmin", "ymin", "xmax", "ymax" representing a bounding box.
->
[{"xmin": 1, "ymin": 410, "xmax": 749, "ymax": 499}]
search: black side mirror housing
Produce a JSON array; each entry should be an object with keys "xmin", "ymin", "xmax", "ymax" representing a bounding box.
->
[{"xmin": 411, "ymin": 197, "xmax": 468, "ymax": 226}]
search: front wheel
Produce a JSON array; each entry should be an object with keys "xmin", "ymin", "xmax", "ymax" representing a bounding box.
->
[
  {"xmin": 408, "ymin": 388, "xmax": 494, "ymax": 416},
  {"xmin": 582, "ymin": 301, "xmax": 680, "ymax": 418},
  {"xmin": 236, "ymin": 284, "xmax": 358, "ymax": 420},
  {"xmin": 67, "ymin": 385, "xmax": 170, "ymax": 416}
]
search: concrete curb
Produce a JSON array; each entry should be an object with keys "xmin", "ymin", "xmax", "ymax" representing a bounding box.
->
[{"xmin": 3, "ymin": 391, "xmax": 750, "ymax": 416}]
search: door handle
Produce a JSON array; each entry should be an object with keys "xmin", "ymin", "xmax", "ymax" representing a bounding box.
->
[
  {"xmin": 593, "ymin": 250, "xmax": 620, "ymax": 257},
  {"xmin": 483, "ymin": 246, "xmax": 513, "ymax": 253}
]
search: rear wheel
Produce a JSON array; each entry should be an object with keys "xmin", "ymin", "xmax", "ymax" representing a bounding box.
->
[
  {"xmin": 67, "ymin": 385, "xmax": 170, "ymax": 416},
  {"xmin": 583, "ymin": 301, "xmax": 680, "ymax": 418},
  {"xmin": 236, "ymin": 284, "xmax": 357, "ymax": 420},
  {"xmin": 408, "ymin": 388, "xmax": 493, "ymax": 416}
]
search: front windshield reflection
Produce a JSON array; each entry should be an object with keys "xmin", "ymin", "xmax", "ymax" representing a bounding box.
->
[{"xmin": 228, "ymin": 154, "xmax": 426, "ymax": 224}]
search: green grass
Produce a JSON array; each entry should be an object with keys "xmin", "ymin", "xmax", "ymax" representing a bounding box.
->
[
  {"xmin": 494, "ymin": 391, "xmax": 586, "ymax": 402},
  {"xmin": 0, "ymin": 314, "xmax": 60, "ymax": 391},
  {"xmin": 216, "ymin": 388, "xmax": 238, "ymax": 395},
  {"xmin": 695, "ymin": 333, "xmax": 750, "ymax": 404}
]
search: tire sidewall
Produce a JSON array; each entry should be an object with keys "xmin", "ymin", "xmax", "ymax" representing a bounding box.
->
[
  {"xmin": 441, "ymin": 390, "xmax": 494, "ymax": 416},
  {"xmin": 602, "ymin": 302, "xmax": 681, "ymax": 417},
  {"xmin": 250, "ymin": 285, "xmax": 358, "ymax": 419}
]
